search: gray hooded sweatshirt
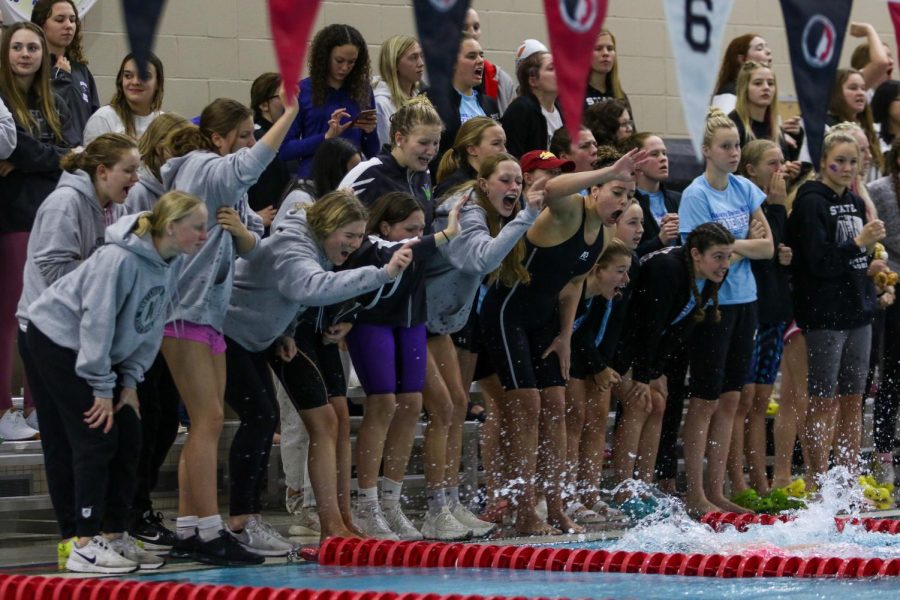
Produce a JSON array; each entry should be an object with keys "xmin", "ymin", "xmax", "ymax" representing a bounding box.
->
[
  {"xmin": 27, "ymin": 213, "xmax": 179, "ymax": 397},
  {"xmin": 0, "ymin": 97, "xmax": 14, "ymax": 159},
  {"xmin": 161, "ymin": 143, "xmax": 271, "ymax": 331},
  {"xmin": 125, "ymin": 165, "xmax": 165, "ymax": 213},
  {"xmin": 224, "ymin": 201, "xmax": 394, "ymax": 352},
  {"xmin": 425, "ymin": 188, "xmax": 540, "ymax": 335},
  {"xmin": 17, "ymin": 169, "xmax": 129, "ymax": 329}
]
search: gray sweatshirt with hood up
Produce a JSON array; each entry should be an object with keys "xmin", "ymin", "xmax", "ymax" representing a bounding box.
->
[
  {"xmin": 17, "ymin": 169, "xmax": 128, "ymax": 329},
  {"xmin": 425, "ymin": 187, "xmax": 540, "ymax": 335},
  {"xmin": 161, "ymin": 143, "xmax": 271, "ymax": 331},
  {"xmin": 125, "ymin": 165, "xmax": 165, "ymax": 213},
  {"xmin": 27, "ymin": 213, "xmax": 180, "ymax": 397},
  {"xmin": 224, "ymin": 198, "xmax": 394, "ymax": 352}
]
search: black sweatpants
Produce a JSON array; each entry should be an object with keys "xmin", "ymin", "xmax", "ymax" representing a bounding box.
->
[
  {"xmin": 131, "ymin": 353, "xmax": 180, "ymax": 520},
  {"xmin": 26, "ymin": 325, "xmax": 142, "ymax": 538},
  {"xmin": 224, "ymin": 338, "xmax": 280, "ymax": 516},
  {"xmin": 874, "ymin": 301, "xmax": 900, "ymax": 453}
]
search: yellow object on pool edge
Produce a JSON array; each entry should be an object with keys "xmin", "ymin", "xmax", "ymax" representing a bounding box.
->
[
  {"xmin": 785, "ymin": 478, "xmax": 807, "ymax": 499},
  {"xmin": 57, "ymin": 537, "xmax": 75, "ymax": 570},
  {"xmin": 859, "ymin": 475, "xmax": 896, "ymax": 510},
  {"xmin": 766, "ymin": 398, "xmax": 780, "ymax": 416}
]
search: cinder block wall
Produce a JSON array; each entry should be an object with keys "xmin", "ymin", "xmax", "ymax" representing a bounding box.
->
[{"xmin": 80, "ymin": 0, "xmax": 896, "ymax": 137}]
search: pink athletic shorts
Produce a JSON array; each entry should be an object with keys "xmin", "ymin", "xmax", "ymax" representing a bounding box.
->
[{"xmin": 163, "ymin": 321, "xmax": 227, "ymax": 355}]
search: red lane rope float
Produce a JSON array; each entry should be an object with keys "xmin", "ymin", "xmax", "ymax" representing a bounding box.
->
[
  {"xmin": 0, "ymin": 574, "xmax": 573, "ymax": 600},
  {"xmin": 316, "ymin": 536, "xmax": 900, "ymax": 579},
  {"xmin": 700, "ymin": 511, "xmax": 900, "ymax": 534}
]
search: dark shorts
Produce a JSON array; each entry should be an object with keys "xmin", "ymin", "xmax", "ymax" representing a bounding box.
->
[
  {"xmin": 271, "ymin": 320, "xmax": 347, "ymax": 411},
  {"xmin": 746, "ymin": 321, "xmax": 788, "ymax": 386},
  {"xmin": 688, "ymin": 302, "xmax": 758, "ymax": 400},
  {"xmin": 480, "ymin": 290, "xmax": 564, "ymax": 391}
]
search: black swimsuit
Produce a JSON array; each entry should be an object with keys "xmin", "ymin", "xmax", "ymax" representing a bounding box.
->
[{"xmin": 480, "ymin": 204, "xmax": 605, "ymax": 390}]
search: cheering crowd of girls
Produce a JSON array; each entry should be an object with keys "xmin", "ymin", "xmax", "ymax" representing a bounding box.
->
[{"xmin": 0, "ymin": 2, "xmax": 898, "ymax": 574}]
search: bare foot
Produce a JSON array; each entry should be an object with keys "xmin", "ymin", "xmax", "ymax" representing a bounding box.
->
[
  {"xmin": 548, "ymin": 511, "xmax": 586, "ymax": 534},
  {"xmin": 709, "ymin": 496, "xmax": 754, "ymax": 514},
  {"xmin": 320, "ymin": 526, "xmax": 362, "ymax": 542},
  {"xmin": 684, "ymin": 497, "xmax": 721, "ymax": 519},
  {"xmin": 342, "ymin": 519, "xmax": 366, "ymax": 538},
  {"xmin": 514, "ymin": 510, "xmax": 562, "ymax": 536}
]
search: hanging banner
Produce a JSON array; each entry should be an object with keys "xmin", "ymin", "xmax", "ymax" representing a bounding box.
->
[
  {"xmin": 1, "ymin": 0, "xmax": 98, "ymax": 23},
  {"xmin": 413, "ymin": 0, "xmax": 471, "ymax": 120},
  {"xmin": 663, "ymin": 0, "xmax": 734, "ymax": 159},
  {"xmin": 888, "ymin": 1, "xmax": 900, "ymax": 85},
  {"xmin": 543, "ymin": 0, "xmax": 608, "ymax": 135},
  {"xmin": 780, "ymin": 0, "xmax": 852, "ymax": 170},
  {"xmin": 122, "ymin": 0, "xmax": 167, "ymax": 79},
  {"xmin": 269, "ymin": 0, "xmax": 322, "ymax": 98}
]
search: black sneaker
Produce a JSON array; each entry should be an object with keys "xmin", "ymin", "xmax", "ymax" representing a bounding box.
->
[
  {"xmin": 169, "ymin": 534, "xmax": 198, "ymax": 560},
  {"xmin": 130, "ymin": 511, "xmax": 177, "ymax": 550},
  {"xmin": 193, "ymin": 530, "xmax": 266, "ymax": 566}
]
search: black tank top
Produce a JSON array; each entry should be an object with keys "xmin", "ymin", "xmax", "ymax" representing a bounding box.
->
[{"xmin": 508, "ymin": 205, "xmax": 605, "ymax": 309}]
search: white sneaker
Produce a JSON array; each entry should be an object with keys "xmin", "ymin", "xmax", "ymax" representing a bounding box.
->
[
  {"xmin": 66, "ymin": 536, "xmax": 139, "ymax": 574},
  {"xmin": 449, "ymin": 502, "xmax": 497, "ymax": 537},
  {"xmin": 420, "ymin": 507, "xmax": 472, "ymax": 541},
  {"xmin": 286, "ymin": 490, "xmax": 320, "ymax": 536},
  {"xmin": 230, "ymin": 517, "xmax": 295, "ymax": 557},
  {"xmin": 354, "ymin": 504, "xmax": 399, "ymax": 540},
  {"xmin": 109, "ymin": 533, "xmax": 166, "ymax": 570},
  {"xmin": 288, "ymin": 509, "xmax": 320, "ymax": 537},
  {"xmin": 383, "ymin": 504, "xmax": 423, "ymax": 541},
  {"xmin": 0, "ymin": 409, "xmax": 39, "ymax": 441},
  {"xmin": 24, "ymin": 410, "xmax": 38, "ymax": 432}
]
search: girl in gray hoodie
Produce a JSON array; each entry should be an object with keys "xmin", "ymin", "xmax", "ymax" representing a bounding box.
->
[
  {"xmin": 125, "ymin": 113, "xmax": 193, "ymax": 213},
  {"xmin": 419, "ymin": 153, "xmax": 542, "ymax": 540},
  {"xmin": 159, "ymin": 95, "xmax": 299, "ymax": 566},
  {"xmin": 16, "ymin": 133, "xmax": 139, "ymax": 434},
  {"xmin": 23, "ymin": 191, "xmax": 207, "ymax": 574},
  {"xmin": 223, "ymin": 190, "xmax": 415, "ymax": 543}
]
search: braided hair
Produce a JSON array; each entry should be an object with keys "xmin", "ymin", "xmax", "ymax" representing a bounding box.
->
[{"xmin": 684, "ymin": 222, "xmax": 735, "ymax": 322}]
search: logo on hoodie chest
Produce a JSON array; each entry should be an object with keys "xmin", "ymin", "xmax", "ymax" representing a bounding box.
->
[{"xmin": 134, "ymin": 286, "xmax": 167, "ymax": 334}]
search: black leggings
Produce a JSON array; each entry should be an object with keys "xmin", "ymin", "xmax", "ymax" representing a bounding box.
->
[
  {"xmin": 132, "ymin": 354, "xmax": 180, "ymax": 519},
  {"xmin": 874, "ymin": 301, "xmax": 900, "ymax": 453},
  {"xmin": 224, "ymin": 338, "xmax": 280, "ymax": 516},
  {"xmin": 25, "ymin": 325, "xmax": 141, "ymax": 538},
  {"xmin": 654, "ymin": 345, "xmax": 690, "ymax": 481}
]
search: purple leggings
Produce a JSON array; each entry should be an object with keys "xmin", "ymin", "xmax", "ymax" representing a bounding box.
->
[
  {"xmin": 345, "ymin": 323, "xmax": 427, "ymax": 395},
  {"xmin": 1, "ymin": 233, "xmax": 31, "ymax": 410}
]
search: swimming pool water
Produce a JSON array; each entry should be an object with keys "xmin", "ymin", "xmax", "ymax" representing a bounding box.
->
[{"xmin": 137, "ymin": 563, "xmax": 900, "ymax": 599}]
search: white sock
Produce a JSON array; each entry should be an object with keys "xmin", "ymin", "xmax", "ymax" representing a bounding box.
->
[
  {"xmin": 175, "ymin": 516, "xmax": 199, "ymax": 540},
  {"xmin": 426, "ymin": 488, "xmax": 447, "ymax": 516},
  {"xmin": 197, "ymin": 515, "xmax": 223, "ymax": 542},
  {"xmin": 303, "ymin": 480, "xmax": 316, "ymax": 508},
  {"xmin": 357, "ymin": 486, "xmax": 379, "ymax": 508},
  {"xmin": 381, "ymin": 478, "xmax": 403, "ymax": 509},
  {"xmin": 446, "ymin": 486, "xmax": 461, "ymax": 506}
]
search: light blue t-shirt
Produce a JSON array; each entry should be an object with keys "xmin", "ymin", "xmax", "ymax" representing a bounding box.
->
[
  {"xmin": 458, "ymin": 89, "xmax": 486, "ymax": 123},
  {"xmin": 641, "ymin": 188, "xmax": 667, "ymax": 224},
  {"xmin": 678, "ymin": 173, "xmax": 765, "ymax": 305}
]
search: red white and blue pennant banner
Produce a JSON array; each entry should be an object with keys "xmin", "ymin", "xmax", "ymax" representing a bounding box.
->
[
  {"xmin": 268, "ymin": 0, "xmax": 323, "ymax": 98},
  {"xmin": 780, "ymin": 0, "xmax": 852, "ymax": 170},
  {"xmin": 887, "ymin": 1, "xmax": 900, "ymax": 88},
  {"xmin": 663, "ymin": 0, "xmax": 734, "ymax": 158},
  {"xmin": 543, "ymin": 0, "xmax": 608, "ymax": 135}
]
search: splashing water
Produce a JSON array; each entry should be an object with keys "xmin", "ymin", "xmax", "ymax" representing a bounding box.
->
[{"xmin": 606, "ymin": 468, "xmax": 900, "ymax": 559}]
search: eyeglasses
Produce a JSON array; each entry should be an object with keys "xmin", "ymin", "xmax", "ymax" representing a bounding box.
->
[{"xmin": 618, "ymin": 120, "xmax": 635, "ymax": 130}]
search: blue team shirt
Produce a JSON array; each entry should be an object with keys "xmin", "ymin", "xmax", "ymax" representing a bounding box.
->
[
  {"xmin": 458, "ymin": 89, "xmax": 486, "ymax": 123},
  {"xmin": 678, "ymin": 173, "xmax": 765, "ymax": 305},
  {"xmin": 641, "ymin": 188, "xmax": 667, "ymax": 224}
]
